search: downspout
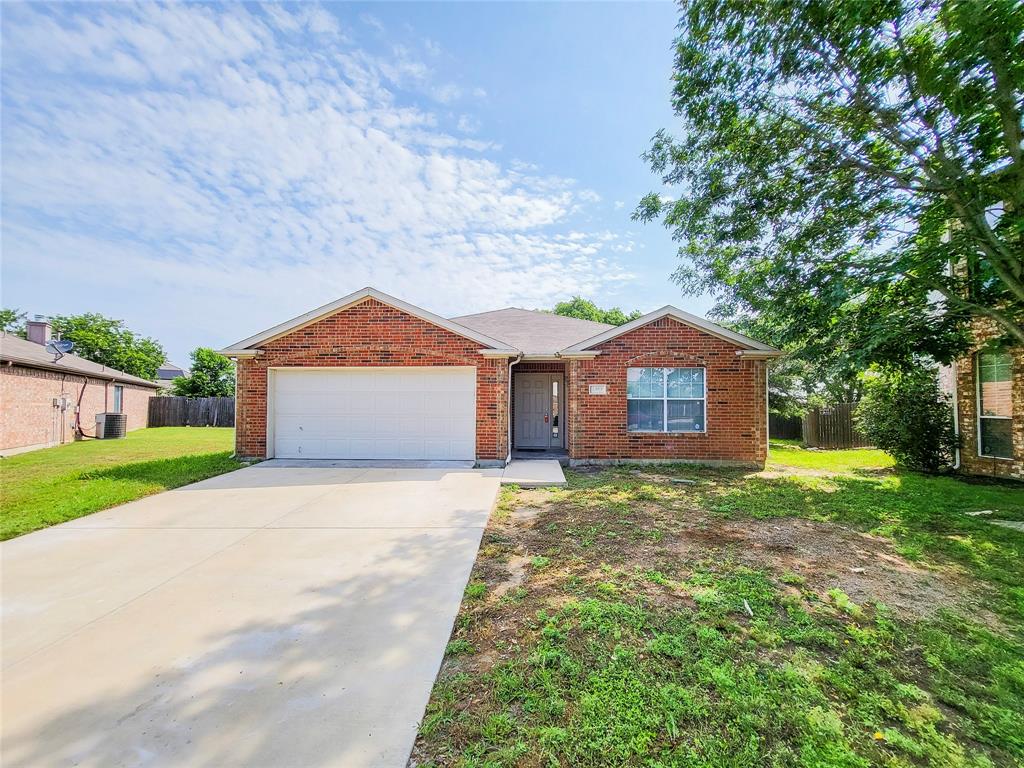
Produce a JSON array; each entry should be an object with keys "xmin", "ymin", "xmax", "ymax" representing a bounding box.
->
[
  {"xmin": 506, "ymin": 354, "xmax": 523, "ymax": 465},
  {"xmin": 950, "ymin": 361, "xmax": 961, "ymax": 470},
  {"xmin": 765, "ymin": 362, "xmax": 770, "ymax": 462}
]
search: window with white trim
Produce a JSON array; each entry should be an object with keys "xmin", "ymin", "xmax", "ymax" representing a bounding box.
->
[
  {"xmin": 977, "ymin": 350, "xmax": 1013, "ymax": 459},
  {"xmin": 113, "ymin": 385, "xmax": 124, "ymax": 413},
  {"xmin": 626, "ymin": 367, "xmax": 705, "ymax": 432}
]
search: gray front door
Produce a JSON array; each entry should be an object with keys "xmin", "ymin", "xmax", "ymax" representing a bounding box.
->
[{"xmin": 514, "ymin": 373, "xmax": 562, "ymax": 449}]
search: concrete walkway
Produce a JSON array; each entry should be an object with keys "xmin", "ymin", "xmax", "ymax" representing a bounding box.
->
[{"xmin": 1, "ymin": 464, "xmax": 500, "ymax": 768}]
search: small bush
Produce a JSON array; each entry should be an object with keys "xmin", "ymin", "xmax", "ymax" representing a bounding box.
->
[{"xmin": 856, "ymin": 366, "xmax": 956, "ymax": 472}]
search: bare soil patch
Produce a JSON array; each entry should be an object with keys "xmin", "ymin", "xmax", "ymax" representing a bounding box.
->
[
  {"xmin": 488, "ymin": 484, "xmax": 989, "ymax": 624},
  {"xmin": 674, "ymin": 516, "xmax": 985, "ymax": 621}
]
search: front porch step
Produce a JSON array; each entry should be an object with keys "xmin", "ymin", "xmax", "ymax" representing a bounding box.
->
[
  {"xmin": 500, "ymin": 460, "xmax": 567, "ymax": 488},
  {"xmin": 510, "ymin": 450, "xmax": 569, "ymax": 466}
]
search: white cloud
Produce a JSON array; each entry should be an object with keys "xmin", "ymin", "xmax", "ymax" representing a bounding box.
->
[
  {"xmin": 430, "ymin": 82, "xmax": 462, "ymax": 104},
  {"xmin": 1, "ymin": 3, "xmax": 628, "ymax": 361},
  {"xmin": 359, "ymin": 13, "xmax": 384, "ymax": 33},
  {"xmin": 457, "ymin": 114, "xmax": 481, "ymax": 134},
  {"xmin": 614, "ymin": 200, "xmax": 625, "ymax": 209}
]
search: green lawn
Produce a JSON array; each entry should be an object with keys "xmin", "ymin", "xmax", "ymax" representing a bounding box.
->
[
  {"xmin": 1, "ymin": 428, "xmax": 242, "ymax": 539},
  {"xmin": 413, "ymin": 444, "xmax": 1024, "ymax": 768}
]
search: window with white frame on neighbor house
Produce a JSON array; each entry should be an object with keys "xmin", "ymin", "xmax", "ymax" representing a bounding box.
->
[
  {"xmin": 113, "ymin": 385, "xmax": 124, "ymax": 413},
  {"xmin": 977, "ymin": 350, "xmax": 1013, "ymax": 459},
  {"xmin": 626, "ymin": 367, "xmax": 705, "ymax": 433}
]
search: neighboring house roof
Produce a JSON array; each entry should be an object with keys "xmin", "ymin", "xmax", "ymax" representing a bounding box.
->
[
  {"xmin": 450, "ymin": 308, "xmax": 613, "ymax": 356},
  {"xmin": 0, "ymin": 333, "xmax": 161, "ymax": 388},
  {"xmin": 1, "ymin": 333, "xmax": 160, "ymax": 387},
  {"xmin": 156, "ymin": 362, "xmax": 188, "ymax": 380},
  {"xmin": 218, "ymin": 287, "xmax": 782, "ymax": 359}
]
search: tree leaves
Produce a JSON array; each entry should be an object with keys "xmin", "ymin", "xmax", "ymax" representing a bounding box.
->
[
  {"xmin": 552, "ymin": 297, "xmax": 642, "ymax": 326},
  {"xmin": 49, "ymin": 313, "xmax": 165, "ymax": 380},
  {"xmin": 639, "ymin": 0, "xmax": 1024, "ymax": 367},
  {"xmin": 170, "ymin": 348, "xmax": 235, "ymax": 398}
]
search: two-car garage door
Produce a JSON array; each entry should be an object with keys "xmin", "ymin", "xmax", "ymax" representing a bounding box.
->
[{"xmin": 271, "ymin": 367, "xmax": 477, "ymax": 460}]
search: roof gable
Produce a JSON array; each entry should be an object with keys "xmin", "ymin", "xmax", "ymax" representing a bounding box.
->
[
  {"xmin": 561, "ymin": 306, "xmax": 782, "ymax": 356},
  {"xmin": 220, "ymin": 287, "xmax": 517, "ymax": 355}
]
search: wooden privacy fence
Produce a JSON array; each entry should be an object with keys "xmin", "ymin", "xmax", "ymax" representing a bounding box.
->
[
  {"xmin": 802, "ymin": 403, "xmax": 870, "ymax": 449},
  {"xmin": 769, "ymin": 413, "xmax": 803, "ymax": 440},
  {"xmin": 148, "ymin": 397, "xmax": 235, "ymax": 428}
]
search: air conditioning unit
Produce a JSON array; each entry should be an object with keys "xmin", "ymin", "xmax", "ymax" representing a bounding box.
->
[{"xmin": 95, "ymin": 413, "xmax": 128, "ymax": 439}]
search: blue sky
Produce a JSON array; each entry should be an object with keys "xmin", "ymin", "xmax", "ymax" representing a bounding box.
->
[{"xmin": 1, "ymin": 2, "xmax": 706, "ymax": 366}]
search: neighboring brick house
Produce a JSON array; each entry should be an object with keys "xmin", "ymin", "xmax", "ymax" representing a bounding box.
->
[
  {"xmin": 220, "ymin": 287, "xmax": 780, "ymax": 468},
  {"xmin": 946, "ymin": 317, "xmax": 1023, "ymax": 481},
  {"xmin": 0, "ymin": 321, "xmax": 158, "ymax": 455}
]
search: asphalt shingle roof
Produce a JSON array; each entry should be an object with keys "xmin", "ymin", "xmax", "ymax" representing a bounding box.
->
[
  {"xmin": 450, "ymin": 308, "xmax": 612, "ymax": 355},
  {"xmin": 0, "ymin": 333, "xmax": 160, "ymax": 388}
]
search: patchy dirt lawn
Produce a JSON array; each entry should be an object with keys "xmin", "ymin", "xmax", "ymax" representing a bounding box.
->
[{"xmin": 411, "ymin": 445, "xmax": 1024, "ymax": 768}]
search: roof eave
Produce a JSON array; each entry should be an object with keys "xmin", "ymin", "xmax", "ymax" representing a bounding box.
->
[
  {"xmin": 478, "ymin": 348, "xmax": 520, "ymax": 358},
  {"xmin": 735, "ymin": 349, "xmax": 785, "ymax": 359},
  {"xmin": 216, "ymin": 349, "xmax": 263, "ymax": 359},
  {"xmin": 557, "ymin": 351, "xmax": 601, "ymax": 359},
  {"xmin": 0, "ymin": 356, "xmax": 160, "ymax": 388}
]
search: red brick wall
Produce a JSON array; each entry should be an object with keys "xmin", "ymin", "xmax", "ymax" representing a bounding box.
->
[
  {"xmin": 234, "ymin": 298, "xmax": 509, "ymax": 460},
  {"xmin": 954, "ymin": 318, "xmax": 1023, "ymax": 481},
  {"xmin": 566, "ymin": 318, "xmax": 768, "ymax": 467},
  {"xmin": 0, "ymin": 365, "xmax": 152, "ymax": 453}
]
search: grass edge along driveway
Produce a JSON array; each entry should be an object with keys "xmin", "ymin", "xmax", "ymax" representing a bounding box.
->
[
  {"xmin": 413, "ymin": 443, "xmax": 1024, "ymax": 768},
  {"xmin": 1, "ymin": 427, "xmax": 242, "ymax": 540}
]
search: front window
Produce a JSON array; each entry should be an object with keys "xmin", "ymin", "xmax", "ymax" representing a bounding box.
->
[
  {"xmin": 113, "ymin": 385, "xmax": 124, "ymax": 413},
  {"xmin": 626, "ymin": 367, "xmax": 705, "ymax": 432},
  {"xmin": 977, "ymin": 351, "xmax": 1013, "ymax": 458}
]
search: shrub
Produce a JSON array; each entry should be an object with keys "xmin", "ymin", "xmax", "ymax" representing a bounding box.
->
[{"xmin": 856, "ymin": 366, "xmax": 956, "ymax": 472}]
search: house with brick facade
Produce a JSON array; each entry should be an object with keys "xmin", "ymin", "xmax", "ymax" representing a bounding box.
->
[
  {"xmin": 0, "ymin": 321, "xmax": 159, "ymax": 455},
  {"xmin": 219, "ymin": 287, "xmax": 781, "ymax": 468},
  {"xmin": 944, "ymin": 317, "xmax": 1023, "ymax": 481}
]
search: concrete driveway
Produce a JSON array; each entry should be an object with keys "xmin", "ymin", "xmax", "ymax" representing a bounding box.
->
[{"xmin": 1, "ymin": 462, "xmax": 500, "ymax": 768}]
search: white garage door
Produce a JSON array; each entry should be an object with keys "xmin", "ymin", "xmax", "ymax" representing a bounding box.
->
[{"xmin": 271, "ymin": 367, "xmax": 477, "ymax": 460}]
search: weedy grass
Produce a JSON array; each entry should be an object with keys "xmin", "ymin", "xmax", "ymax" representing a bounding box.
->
[{"xmin": 413, "ymin": 444, "xmax": 1024, "ymax": 768}]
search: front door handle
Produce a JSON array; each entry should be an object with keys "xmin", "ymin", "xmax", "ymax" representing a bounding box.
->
[{"xmin": 544, "ymin": 415, "xmax": 549, "ymax": 423}]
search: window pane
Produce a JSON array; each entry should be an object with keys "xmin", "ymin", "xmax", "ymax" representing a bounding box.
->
[
  {"xmin": 980, "ymin": 418, "xmax": 1013, "ymax": 459},
  {"xmin": 979, "ymin": 351, "xmax": 1012, "ymax": 383},
  {"xmin": 667, "ymin": 368, "xmax": 703, "ymax": 399},
  {"xmin": 627, "ymin": 368, "xmax": 663, "ymax": 399},
  {"xmin": 979, "ymin": 352, "xmax": 1012, "ymax": 418},
  {"xmin": 667, "ymin": 400, "xmax": 704, "ymax": 432},
  {"xmin": 551, "ymin": 380, "xmax": 559, "ymax": 435},
  {"xmin": 628, "ymin": 399, "xmax": 664, "ymax": 431}
]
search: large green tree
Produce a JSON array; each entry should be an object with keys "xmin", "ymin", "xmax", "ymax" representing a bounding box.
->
[
  {"xmin": 637, "ymin": 0, "xmax": 1023, "ymax": 368},
  {"xmin": 171, "ymin": 348, "xmax": 235, "ymax": 397},
  {"xmin": 50, "ymin": 313, "xmax": 164, "ymax": 380},
  {"xmin": 553, "ymin": 297, "xmax": 642, "ymax": 326}
]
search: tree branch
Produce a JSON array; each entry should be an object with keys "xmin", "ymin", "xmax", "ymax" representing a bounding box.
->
[{"xmin": 920, "ymin": 276, "xmax": 1024, "ymax": 346}]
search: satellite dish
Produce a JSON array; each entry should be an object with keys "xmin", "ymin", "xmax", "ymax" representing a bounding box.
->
[{"xmin": 46, "ymin": 339, "xmax": 75, "ymax": 360}]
